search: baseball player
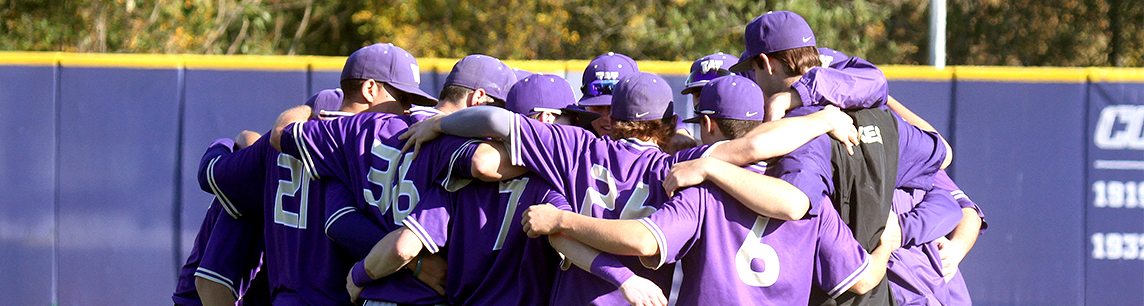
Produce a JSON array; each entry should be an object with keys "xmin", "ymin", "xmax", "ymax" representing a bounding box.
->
[
  {"xmin": 520, "ymin": 75, "xmax": 900, "ymax": 305},
  {"xmin": 722, "ymin": 10, "xmax": 953, "ymax": 306},
  {"xmin": 266, "ymin": 52, "xmax": 519, "ymax": 306},
  {"xmin": 202, "ymin": 43, "xmax": 442, "ymax": 305},
  {"xmin": 397, "ymin": 71, "xmax": 862, "ymax": 304},
  {"xmin": 576, "ymin": 52, "xmax": 640, "ymax": 138}
]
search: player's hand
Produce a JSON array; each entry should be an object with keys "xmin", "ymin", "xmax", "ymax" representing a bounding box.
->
[
  {"xmin": 345, "ymin": 271, "xmax": 363, "ymax": 304},
  {"xmin": 935, "ymin": 237, "xmax": 967, "ymax": 280},
  {"xmin": 619, "ymin": 276, "xmax": 668, "ymax": 306},
  {"xmin": 663, "ymin": 157, "xmax": 712, "ymax": 197},
  {"xmin": 399, "ymin": 114, "xmax": 444, "ymax": 157},
  {"xmin": 521, "ymin": 204, "xmax": 565, "ymax": 238},
  {"xmin": 413, "ymin": 254, "xmax": 448, "ymax": 295},
  {"xmin": 881, "ymin": 212, "xmax": 902, "ymax": 252},
  {"xmin": 813, "ymin": 106, "xmax": 858, "ymax": 155},
  {"xmin": 233, "ymin": 130, "xmax": 262, "ymax": 150},
  {"xmin": 764, "ymin": 90, "xmax": 794, "ymax": 122}
]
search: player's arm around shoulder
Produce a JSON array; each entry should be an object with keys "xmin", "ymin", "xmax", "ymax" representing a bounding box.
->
[
  {"xmin": 664, "ymin": 157, "xmax": 808, "ymax": 221},
  {"xmin": 521, "ymin": 203, "xmax": 659, "ymax": 257},
  {"xmin": 707, "ymin": 106, "xmax": 857, "ymax": 166},
  {"xmin": 850, "ymin": 212, "xmax": 901, "ymax": 294}
]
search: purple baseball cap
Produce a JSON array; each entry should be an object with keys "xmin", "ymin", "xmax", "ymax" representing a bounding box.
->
[
  {"xmin": 817, "ymin": 47, "xmax": 851, "ymax": 68},
  {"xmin": 729, "ymin": 11, "xmax": 817, "ymax": 73},
  {"xmin": 681, "ymin": 52, "xmax": 738, "ymax": 95},
  {"xmin": 506, "ymin": 74, "xmax": 576, "ymax": 116},
  {"xmin": 341, "ymin": 43, "xmax": 437, "ymax": 106},
  {"xmin": 611, "ymin": 72, "xmax": 674, "ymax": 121},
  {"xmin": 683, "ymin": 75, "xmax": 765, "ymax": 123},
  {"xmin": 579, "ymin": 52, "xmax": 639, "ymax": 107},
  {"xmin": 305, "ymin": 88, "xmax": 344, "ymax": 114},
  {"xmin": 443, "ymin": 54, "xmax": 518, "ymax": 102},
  {"xmin": 513, "ymin": 68, "xmax": 534, "ymax": 81}
]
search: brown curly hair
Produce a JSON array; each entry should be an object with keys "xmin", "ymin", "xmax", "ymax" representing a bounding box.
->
[{"xmin": 611, "ymin": 117, "xmax": 676, "ymax": 147}]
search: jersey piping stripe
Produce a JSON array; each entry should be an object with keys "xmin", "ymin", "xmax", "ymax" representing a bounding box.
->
[
  {"xmin": 194, "ymin": 267, "xmax": 239, "ymax": 298},
  {"xmin": 441, "ymin": 139, "xmax": 482, "ymax": 192},
  {"xmin": 700, "ymin": 140, "xmax": 727, "ymax": 158},
  {"xmin": 509, "ymin": 116, "xmax": 523, "ymax": 166},
  {"xmin": 828, "ymin": 255, "xmax": 871, "ymax": 298},
  {"xmin": 637, "ymin": 218, "xmax": 670, "ymax": 270},
  {"xmin": 206, "ymin": 157, "xmax": 242, "ymax": 219},
  {"xmin": 401, "ymin": 218, "xmax": 440, "ymax": 254},
  {"xmin": 324, "ymin": 207, "xmax": 358, "ymax": 234},
  {"xmin": 291, "ymin": 123, "xmax": 321, "ymax": 180}
]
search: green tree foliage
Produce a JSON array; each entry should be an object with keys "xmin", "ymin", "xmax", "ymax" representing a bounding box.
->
[
  {"xmin": 1, "ymin": 0, "xmax": 1140, "ymax": 66},
  {"xmin": 0, "ymin": 0, "xmax": 364, "ymax": 55}
]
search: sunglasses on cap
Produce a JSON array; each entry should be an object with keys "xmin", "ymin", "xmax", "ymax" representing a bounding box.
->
[
  {"xmin": 585, "ymin": 79, "xmax": 620, "ymax": 97},
  {"xmin": 685, "ymin": 68, "xmax": 734, "ymax": 84}
]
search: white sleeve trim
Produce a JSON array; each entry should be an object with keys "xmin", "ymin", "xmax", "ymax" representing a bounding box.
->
[
  {"xmin": 637, "ymin": 218, "xmax": 670, "ymax": 270},
  {"xmin": 508, "ymin": 116, "xmax": 524, "ymax": 166},
  {"xmin": 700, "ymin": 140, "xmax": 729, "ymax": 158},
  {"xmin": 291, "ymin": 122, "xmax": 322, "ymax": 181},
  {"xmin": 950, "ymin": 190, "xmax": 970, "ymax": 201},
  {"xmin": 827, "ymin": 255, "xmax": 871, "ymax": 298},
  {"xmin": 401, "ymin": 218, "xmax": 441, "ymax": 254},
  {"xmin": 206, "ymin": 157, "xmax": 242, "ymax": 219},
  {"xmin": 324, "ymin": 207, "xmax": 357, "ymax": 235},
  {"xmin": 194, "ymin": 267, "xmax": 238, "ymax": 299},
  {"xmin": 441, "ymin": 139, "xmax": 480, "ymax": 192}
]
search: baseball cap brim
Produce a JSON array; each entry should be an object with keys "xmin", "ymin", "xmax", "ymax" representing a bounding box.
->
[
  {"xmin": 682, "ymin": 115, "xmax": 704, "ymax": 123},
  {"xmin": 562, "ymin": 105, "xmax": 600, "ymax": 119},
  {"xmin": 680, "ymin": 81, "xmax": 709, "ymax": 95},
  {"xmin": 728, "ymin": 52, "xmax": 757, "ymax": 73},
  {"xmin": 577, "ymin": 94, "xmax": 613, "ymax": 107},
  {"xmin": 388, "ymin": 81, "xmax": 438, "ymax": 106}
]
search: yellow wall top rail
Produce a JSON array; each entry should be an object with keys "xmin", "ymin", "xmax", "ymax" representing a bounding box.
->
[{"xmin": 3, "ymin": 51, "xmax": 1143, "ymax": 83}]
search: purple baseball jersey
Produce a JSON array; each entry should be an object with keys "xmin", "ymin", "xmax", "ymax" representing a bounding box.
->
[
  {"xmin": 196, "ymin": 201, "xmax": 266, "ymax": 304},
  {"xmin": 502, "ymin": 115, "xmax": 714, "ymax": 304},
  {"xmin": 895, "ymin": 187, "xmax": 961, "ymax": 248},
  {"xmin": 932, "ymin": 170, "xmax": 983, "ymax": 304},
  {"xmin": 399, "ymin": 135, "xmax": 569, "ymax": 305},
  {"xmin": 278, "ymin": 112, "xmax": 448, "ymax": 304},
  {"xmin": 782, "ymin": 107, "xmax": 947, "ymax": 192},
  {"xmin": 764, "ymin": 134, "xmax": 836, "ymax": 217},
  {"xmin": 886, "ymin": 187, "xmax": 962, "ymax": 306},
  {"xmin": 202, "ymin": 134, "xmax": 358, "ymax": 305},
  {"xmin": 783, "ymin": 53, "xmax": 947, "ymax": 191},
  {"xmin": 933, "ymin": 170, "xmax": 987, "ymax": 232},
  {"xmin": 191, "ymin": 139, "xmax": 269, "ymax": 305},
  {"xmin": 406, "ymin": 178, "xmax": 569, "ymax": 305},
  {"xmin": 639, "ymin": 164, "xmax": 870, "ymax": 305},
  {"xmin": 793, "ymin": 56, "xmax": 888, "ymax": 110},
  {"xmin": 173, "ymin": 200, "xmax": 225, "ymax": 306}
]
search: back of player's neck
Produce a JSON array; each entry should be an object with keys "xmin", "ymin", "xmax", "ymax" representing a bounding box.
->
[
  {"xmin": 434, "ymin": 100, "xmax": 466, "ymax": 114},
  {"xmin": 339, "ymin": 101, "xmax": 368, "ymax": 114}
]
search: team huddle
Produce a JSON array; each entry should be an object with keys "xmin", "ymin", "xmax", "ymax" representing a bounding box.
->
[{"xmin": 172, "ymin": 10, "xmax": 988, "ymax": 306}]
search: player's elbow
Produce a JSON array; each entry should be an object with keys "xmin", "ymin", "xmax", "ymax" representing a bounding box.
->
[
  {"xmin": 632, "ymin": 239, "xmax": 659, "ymax": 257},
  {"xmin": 631, "ymin": 228, "xmax": 660, "ymax": 257},
  {"xmin": 777, "ymin": 192, "xmax": 810, "ymax": 221},
  {"xmin": 471, "ymin": 143, "xmax": 524, "ymax": 181},
  {"xmin": 393, "ymin": 229, "xmax": 425, "ymax": 263},
  {"xmin": 471, "ymin": 153, "xmax": 502, "ymax": 181},
  {"xmin": 848, "ymin": 272, "xmax": 879, "ymax": 295}
]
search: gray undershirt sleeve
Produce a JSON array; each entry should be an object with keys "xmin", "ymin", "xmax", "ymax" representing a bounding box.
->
[{"xmin": 439, "ymin": 105, "xmax": 515, "ymax": 139}]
